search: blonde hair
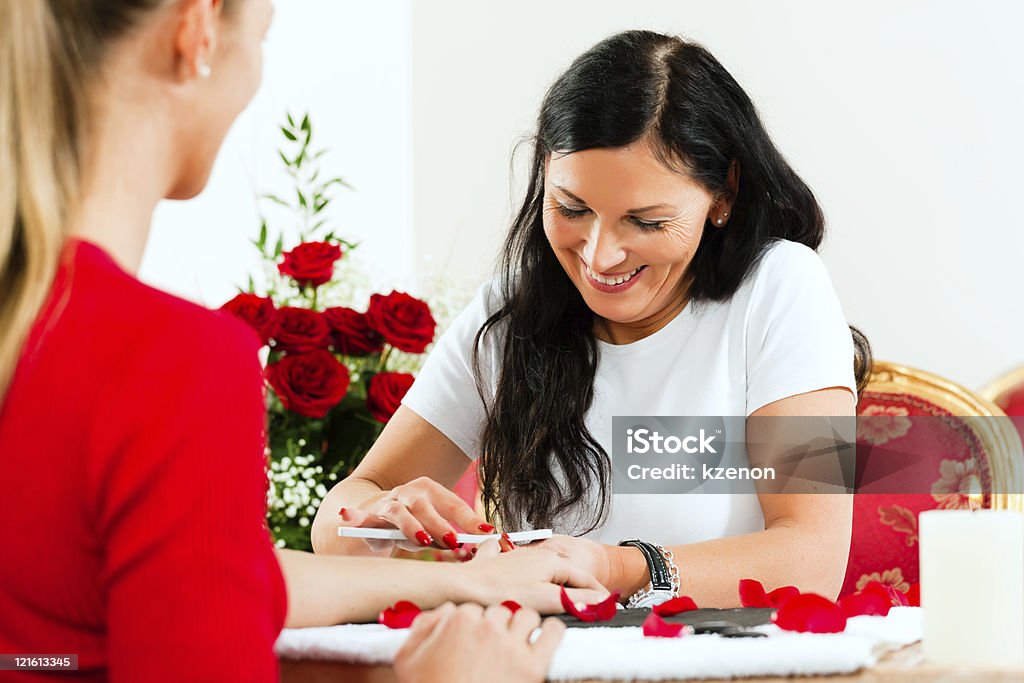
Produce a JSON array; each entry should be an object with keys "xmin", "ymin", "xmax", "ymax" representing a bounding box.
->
[{"xmin": 0, "ymin": 0, "xmax": 164, "ymax": 402}]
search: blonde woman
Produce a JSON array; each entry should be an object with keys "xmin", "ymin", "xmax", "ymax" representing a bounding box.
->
[{"xmin": 0, "ymin": 2, "xmax": 603, "ymax": 681}]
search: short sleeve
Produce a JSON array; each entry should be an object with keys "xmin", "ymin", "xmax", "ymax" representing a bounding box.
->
[
  {"xmin": 744, "ymin": 241, "xmax": 857, "ymax": 416},
  {"xmin": 401, "ymin": 281, "xmax": 501, "ymax": 460}
]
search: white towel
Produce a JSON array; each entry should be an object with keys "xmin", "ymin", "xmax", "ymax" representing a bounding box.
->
[{"xmin": 275, "ymin": 606, "xmax": 922, "ymax": 680}]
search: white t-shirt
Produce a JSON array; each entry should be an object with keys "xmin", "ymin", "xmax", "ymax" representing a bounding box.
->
[{"xmin": 402, "ymin": 239, "xmax": 857, "ymax": 545}]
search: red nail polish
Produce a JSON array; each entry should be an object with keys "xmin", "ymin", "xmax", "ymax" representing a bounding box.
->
[
  {"xmin": 338, "ymin": 507, "xmax": 347, "ymax": 517},
  {"xmin": 471, "ymin": 547, "xmax": 478, "ymax": 556},
  {"xmin": 415, "ymin": 530, "xmax": 433, "ymax": 547},
  {"xmin": 501, "ymin": 532, "xmax": 517, "ymax": 551},
  {"xmin": 478, "ymin": 523, "xmax": 495, "ymax": 533},
  {"xmin": 442, "ymin": 532, "xmax": 459, "ymax": 549}
]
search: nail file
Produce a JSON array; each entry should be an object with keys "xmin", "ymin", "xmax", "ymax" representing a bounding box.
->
[{"xmin": 336, "ymin": 527, "xmax": 553, "ymax": 544}]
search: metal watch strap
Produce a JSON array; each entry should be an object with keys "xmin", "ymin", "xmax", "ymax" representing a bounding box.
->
[{"xmin": 618, "ymin": 539, "xmax": 672, "ymax": 592}]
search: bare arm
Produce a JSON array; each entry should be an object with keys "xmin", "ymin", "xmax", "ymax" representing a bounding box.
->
[
  {"xmin": 311, "ymin": 405, "xmax": 487, "ymax": 556},
  {"xmin": 275, "ymin": 543, "xmax": 607, "ymax": 628},
  {"xmin": 543, "ymin": 388, "xmax": 856, "ymax": 605}
]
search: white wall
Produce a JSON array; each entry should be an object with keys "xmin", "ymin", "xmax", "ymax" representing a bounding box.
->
[
  {"xmin": 410, "ymin": 0, "xmax": 1024, "ymax": 390},
  {"xmin": 139, "ymin": 1, "xmax": 1024, "ymax": 392},
  {"xmin": 140, "ymin": 0, "xmax": 414, "ymax": 308}
]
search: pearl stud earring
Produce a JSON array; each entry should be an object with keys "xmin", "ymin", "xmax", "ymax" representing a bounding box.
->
[{"xmin": 198, "ymin": 62, "xmax": 212, "ymax": 79}]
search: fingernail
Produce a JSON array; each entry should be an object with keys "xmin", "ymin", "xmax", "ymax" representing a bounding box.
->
[
  {"xmin": 477, "ymin": 523, "xmax": 495, "ymax": 533},
  {"xmin": 442, "ymin": 532, "xmax": 459, "ymax": 550},
  {"xmin": 415, "ymin": 530, "xmax": 433, "ymax": 547},
  {"xmin": 471, "ymin": 547, "xmax": 478, "ymax": 556},
  {"xmin": 338, "ymin": 507, "xmax": 347, "ymax": 518},
  {"xmin": 501, "ymin": 532, "xmax": 517, "ymax": 551}
]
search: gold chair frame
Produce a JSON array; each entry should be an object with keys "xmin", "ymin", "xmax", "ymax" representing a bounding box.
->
[{"xmin": 864, "ymin": 361, "xmax": 1024, "ymax": 512}]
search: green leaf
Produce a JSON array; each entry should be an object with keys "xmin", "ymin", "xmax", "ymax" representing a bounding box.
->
[
  {"xmin": 297, "ymin": 189, "xmax": 307, "ymax": 208},
  {"xmin": 287, "ymin": 112, "xmax": 295, "ymax": 128},
  {"xmin": 278, "ymin": 150, "xmax": 292, "ymax": 168},
  {"xmin": 301, "ymin": 113, "xmax": 310, "ymax": 132},
  {"xmin": 274, "ymin": 234, "xmax": 284, "ymax": 258},
  {"xmin": 261, "ymin": 193, "xmax": 290, "ymax": 208},
  {"xmin": 258, "ymin": 220, "xmax": 268, "ymax": 249},
  {"xmin": 247, "ymin": 274, "xmax": 255, "ymax": 293},
  {"xmin": 314, "ymin": 197, "xmax": 328, "ymax": 213},
  {"xmin": 281, "ymin": 126, "xmax": 297, "ymax": 142}
]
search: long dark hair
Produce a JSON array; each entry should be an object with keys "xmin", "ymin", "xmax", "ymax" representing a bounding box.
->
[{"xmin": 474, "ymin": 30, "xmax": 872, "ymax": 533}]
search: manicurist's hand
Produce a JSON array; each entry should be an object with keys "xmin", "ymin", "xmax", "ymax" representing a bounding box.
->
[
  {"xmin": 338, "ymin": 476, "xmax": 492, "ymax": 552},
  {"xmin": 394, "ymin": 602, "xmax": 565, "ymax": 683}
]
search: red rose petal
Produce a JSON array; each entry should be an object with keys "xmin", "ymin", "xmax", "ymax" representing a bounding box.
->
[
  {"xmin": 642, "ymin": 612, "xmax": 691, "ymax": 638},
  {"xmin": 739, "ymin": 579, "xmax": 800, "ymax": 608},
  {"xmin": 653, "ymin": 596, "xmax": 698, "ymax": 617},
  {"xmin": 771, "ymin": 593, "xmax": 847, "ymax": 633},
  {"xmin": 501, "ymin": 600, "xmax": 522, "ymax": 614},
  {"xmin": 559, "ymin": 586, "xmax": 620, "ymax": 622},
  {"xmin": 906, "ymin": 583, "xmax": 921, "ymax": 607},
  {"xmin": 739, "ymin": 578, "xmax": 769, "ymax": 607},
  {"xmin": 379, "ymin": 600, "xmax": 422, "ymax": 629},
  {"xmin": 366, "ymin": 372, "xmax": 416, "ymax": 423},
  {"xmin": 767, "ymin": 585, "xmax": 801, "ymax": 606},
  {"xmin": 863, "ymin": 580, "xmax": 909, "ymax": 607},
  {"xmin": 838, "ymin": 589, "xmax": 891, "ymax": 618}
]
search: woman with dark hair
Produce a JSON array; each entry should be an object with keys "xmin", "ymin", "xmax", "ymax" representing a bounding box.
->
[{"xmin": 316, "ymin": 29, "xmax": 871, "ymax": 607}]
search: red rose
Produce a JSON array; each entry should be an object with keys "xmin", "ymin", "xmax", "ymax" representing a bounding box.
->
[
  {"xmin": 365, "ymin": 291, "xmax": 436, "ymax": 353},
  {"xmin": 274, "ymin": 307, "xmax": 330, "ymax": 354},
  {"xmin": 220, "ymin": 293, "xmax": 279, "ymax": 344},
  {"xmin": 366, "ymin": 372, "xmax": 415, "ymax": 422},
  {"xmin": 323, "ymin": 306, "xmax": 384, "ymax": 356},
  {"xmin": 277, "ymin": 241, "xmax": 343, "ymax": 288},
  {"xmin": 266, "ymin": 350, "xmax": 350, "ymax": 418}
]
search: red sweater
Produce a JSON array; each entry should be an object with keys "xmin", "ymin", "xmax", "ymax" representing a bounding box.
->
[{"xmin": 0, "ymin": 240, "xmax": 286, "ymax": 682}]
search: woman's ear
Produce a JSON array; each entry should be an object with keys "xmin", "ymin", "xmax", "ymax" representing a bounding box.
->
[
  {"xmin": 725, "ymin": 159, "xmax": 741, "ymax": 201},
  {"xmin": 173, "ymin": 0, "xmax": 223, "ymax": 81},
  {"xmin": 712, "ymin": 160, "xmax": 741, "ymax": 227}
]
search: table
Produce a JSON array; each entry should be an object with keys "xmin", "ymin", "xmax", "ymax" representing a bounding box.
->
[{"xmin": 279, "ymin": 642, "xmax": 1024, "ymax": 682}]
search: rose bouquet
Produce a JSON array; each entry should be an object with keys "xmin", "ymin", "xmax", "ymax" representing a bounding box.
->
[{"xmin": 220, "ymin": 114, "xmax": 441, "ymax": 550}]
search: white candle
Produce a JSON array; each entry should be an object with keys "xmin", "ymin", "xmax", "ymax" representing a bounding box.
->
[{"xmin": 920, "ymin": 510, "xmax": 1024, "ymax": 667}]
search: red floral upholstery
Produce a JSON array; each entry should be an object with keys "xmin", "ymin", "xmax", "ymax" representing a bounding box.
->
[
  {"xmin": 840, "ymin": 390, "xmax": 991, "ymax": 596},
  {"xmin": 840, "ymin": 361, "xmax": 1024, "ymax": 598},
  {"xmin": 1000, "ymin": 386, "xmax": 1024, "ymax": 417},
  {"xmin": 984, "ymin": 366, "xmax": 1024, "ymax": 418}
]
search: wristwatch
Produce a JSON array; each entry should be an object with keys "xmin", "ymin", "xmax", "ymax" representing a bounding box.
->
[{"xmin": 618, "ymin": 539, "xmax": 679, "ymax": 608}]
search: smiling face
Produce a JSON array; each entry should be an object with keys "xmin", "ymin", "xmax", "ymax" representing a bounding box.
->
[{"xmin": 542, "ymin": 142, "xmax": 729, "ymax": 337}]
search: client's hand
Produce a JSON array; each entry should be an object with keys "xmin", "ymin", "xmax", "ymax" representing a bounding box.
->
[
  {"xmin": 339, "ymin": 476, "xmax": 490, "ymax": 552},
  {"xmin": 454, "ymin": 540, "xmax": 609, "ymax": 613},
  {"xmin": 394, "ymin": 602, "xmax": 564, "ymax": 683},
  {"xmin": 528, "ymin": 534, "xmax": 615, "ymax": 587}
]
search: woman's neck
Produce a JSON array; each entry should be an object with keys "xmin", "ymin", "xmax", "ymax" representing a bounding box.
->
[
  {"xmin": 593, "ymin": 284, "xmax": 690, "ymax": 345},
  {"xmin": 68, "ymin": 79, "xmax": 172, "ymax": 274}
]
